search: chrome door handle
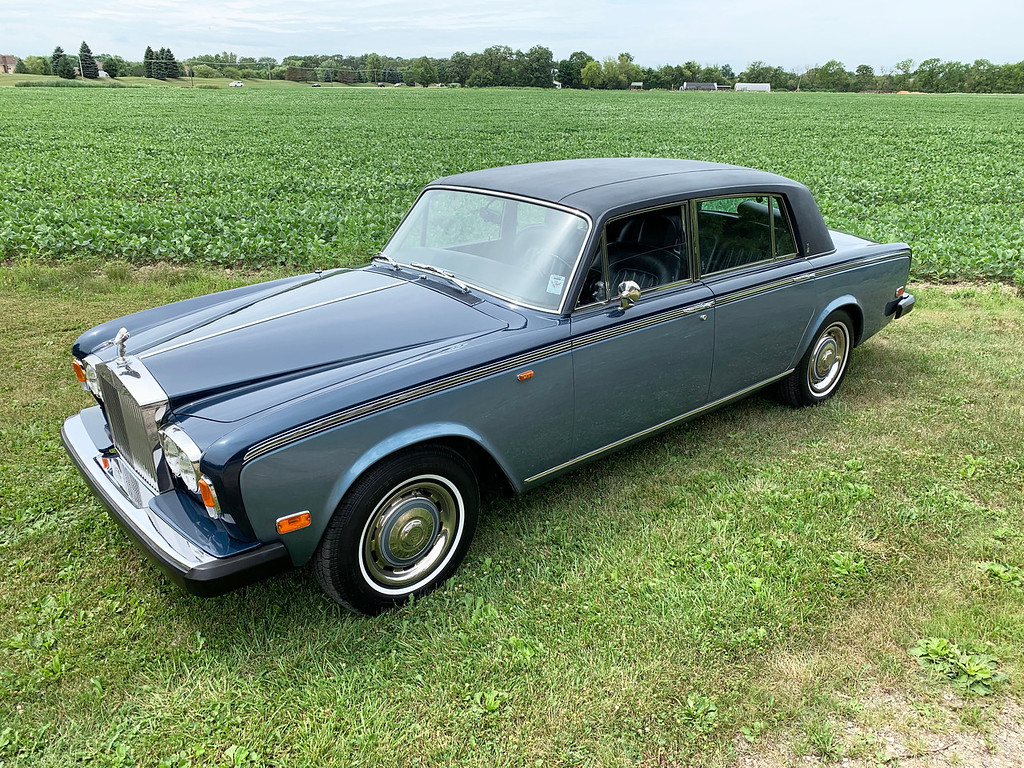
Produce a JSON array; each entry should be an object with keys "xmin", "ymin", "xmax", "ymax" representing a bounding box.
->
[{"xmin": 683, "ymin": 300, "xmax": 715, "ymax": 314}]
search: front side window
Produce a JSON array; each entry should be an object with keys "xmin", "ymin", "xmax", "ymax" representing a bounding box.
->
[
  {"xmin": 576, "ymin": 205, "xmax": 688, "ymax": 308},
  {"xmin": 696, "ymin": 195, "xmax": 798, "ymax": 275},
  {"xmin": 385, "ymin": 188, "xmax": 589, "ymax": 312}
]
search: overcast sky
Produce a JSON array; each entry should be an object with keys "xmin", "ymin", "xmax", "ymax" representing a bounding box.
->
[{"xmin": 4, "ymin": 0, "xmax": 1022, "ymax": 71}]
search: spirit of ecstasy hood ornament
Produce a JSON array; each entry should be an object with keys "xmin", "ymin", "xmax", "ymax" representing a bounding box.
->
[{"xmin": 112, "ymin": 327, "xmax": 130, "ymax": 359}]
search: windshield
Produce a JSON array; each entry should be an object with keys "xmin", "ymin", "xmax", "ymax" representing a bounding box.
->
[{"xmin": 383, "ymin": 188, "xmax": 590, "ymax": 312}]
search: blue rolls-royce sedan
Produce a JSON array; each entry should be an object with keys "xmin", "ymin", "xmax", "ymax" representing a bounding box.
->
[{"xmin": 62, "ymin": 159, "xmax": 915, "ymax": 614}]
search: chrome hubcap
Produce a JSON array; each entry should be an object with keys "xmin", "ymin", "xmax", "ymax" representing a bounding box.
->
[
  {"xmin": 807, "ymin": 322, "xmax": 849, "ymax": 396},
  {"xmin": 362, "ymin": 477, "xmax": 461, "ymax": 591}
]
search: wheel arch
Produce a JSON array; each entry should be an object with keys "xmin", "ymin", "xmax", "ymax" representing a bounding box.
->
[
  {"xmin": 323, "ymin": 424, "xmax": 517, "ymax": 528},
  {"xmin": 795, "ymin": 297, "xmax": 863, "ymax": 364}
]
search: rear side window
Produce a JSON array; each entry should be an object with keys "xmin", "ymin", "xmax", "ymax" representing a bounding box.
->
[{"xmin": 696, "ymin": 195, "xmax": 798, "ymax": 275}]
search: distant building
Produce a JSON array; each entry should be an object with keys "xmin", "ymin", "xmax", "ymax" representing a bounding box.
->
[
  {"xmin": 629, "ymin": 81, "xmax": 643, "ymax": 90},
  {"xmin": 680, "ymin": 82, "xmax": 719, "ymax": 91},
  {"xmin": 734, "ymin": 82, "xmax": 771, "ymax": 92},
  {"xmin": 0, "ymin": 55, "xmax": 19, "ymax": 74}
]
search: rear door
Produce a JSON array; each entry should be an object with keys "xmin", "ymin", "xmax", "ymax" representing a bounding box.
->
[{"xmin": 694, "ymin": 194, "xmax": 817, "ymax": 401}]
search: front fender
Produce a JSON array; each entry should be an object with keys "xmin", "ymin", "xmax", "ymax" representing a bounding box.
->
[{"xmin": 238, "ymin": 420, "xmax": 517, "ymax": 567}]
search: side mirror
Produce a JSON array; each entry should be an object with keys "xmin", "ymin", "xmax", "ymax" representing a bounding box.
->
[{"xmin": 618, "ymin": 280, "xmax": 641, "ymax": 310}]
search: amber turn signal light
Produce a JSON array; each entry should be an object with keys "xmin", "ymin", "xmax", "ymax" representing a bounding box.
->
[
  {"xmin": 199, "ymin": 479, "xmax": 217, "ymax": 509},
  {"xmin": 73, "ymin": 359, "xmax": 87, "ymax": 383},
  {"xmin": 276, "ymin": 511, "xmax": 312, "ymax": 534}
]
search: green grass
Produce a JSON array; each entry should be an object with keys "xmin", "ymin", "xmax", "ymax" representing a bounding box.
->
[
  {"xmin": 0, "ymin": 88, "xmax": 1021, "ymax": 279},
  {"xmin": 0, "ymin": 268, "xmax": 1022, "ymax": 766}
]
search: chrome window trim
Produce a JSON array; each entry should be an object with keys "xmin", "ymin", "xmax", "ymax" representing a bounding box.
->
[
  {"xmin": 771, "ymin": 196, "xmax": 800, "ymax": 259},
  {"xmin": 524, "ymin": 368, "xmax": 795, "ymax": 485},
  {"xmin": 571, "ymin": 232, "xmax": 608, "ymax": 312},
  {"xmin": 390, "ymin": 185, "xmax": 594, "ymax": 316}
]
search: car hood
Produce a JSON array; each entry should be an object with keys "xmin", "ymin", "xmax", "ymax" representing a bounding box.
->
[{"xmin": 127, "ymin": 269, "xmax": 507, "ymax": 421}]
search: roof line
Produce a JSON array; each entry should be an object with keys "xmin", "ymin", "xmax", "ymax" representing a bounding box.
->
[{"xmin": 556, "ymin": 166, "xmax": 744, "ymax": 203}]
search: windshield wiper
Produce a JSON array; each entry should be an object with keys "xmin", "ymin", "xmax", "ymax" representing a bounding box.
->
[
  {"xmin": 409, "ymin": 262, "xmax": 470, "ymax": 294},
  {"xmin": 371, "ymin": 252, "xmax": 401, "ymax": 269}
]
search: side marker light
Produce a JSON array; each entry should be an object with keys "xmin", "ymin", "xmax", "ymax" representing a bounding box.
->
[{"xmin": 277, "ymin": 511, "xmax": 312, "ymax": 534}]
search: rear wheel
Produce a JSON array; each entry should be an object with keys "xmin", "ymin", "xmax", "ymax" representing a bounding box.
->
[
  {"xmin": 778, "ymin": 310, "xmax": 853, "ymax": 407},
  {"xmin": 315, "ymin": 446, "xmax": 479, "ymax": 615}
]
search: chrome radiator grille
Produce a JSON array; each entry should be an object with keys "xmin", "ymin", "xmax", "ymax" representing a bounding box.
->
[{"xmin": 97, "ymin": 360, "xmax": 166, "ymax": 492}]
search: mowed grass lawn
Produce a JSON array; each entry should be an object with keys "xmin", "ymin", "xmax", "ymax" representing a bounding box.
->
[{"xmin": 1, "ymin": 267, "xmax": 1022, "ymax": 766}]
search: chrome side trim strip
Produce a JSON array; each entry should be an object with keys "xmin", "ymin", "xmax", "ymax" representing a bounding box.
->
[
  {"xmin": 243, "ymin": 340, "xmax": 573, "ymax": 463},
  {"xmin": 573, "ymin": 297, "xmax": 716, "ymax": 349},
  {"xmin": 242, "ymin": 249, "xmax": 909, "ymax": 466},
  {"xmin": 812, "ymin": 250, "xmax": 911, "ymax": 280},
  {"xmin": 244, "ymin": 293, "xmax": 724, "ymax": 462},
  {"xmin": 706, "ymin": 250, "xmax": 908, "ymax": 306},
  {"xmin": 712, "ymin": 276, "xmax": 797, "ymax": 306},
  {"xmin": 524, "ymin": 368, "xmax": 795, "ymax": 485},
  {"xmin": 141, "ymin": 282, "xmax": 404, "ymax": 359}
]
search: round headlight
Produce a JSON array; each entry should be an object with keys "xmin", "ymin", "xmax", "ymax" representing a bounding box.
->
[
  {"xmin": 83, "ymin": 360, "xmax": 100, "ymax": 397},
  {"xmin": 159, "ymin": 425, "xmax": 201, "ymax": 494}
]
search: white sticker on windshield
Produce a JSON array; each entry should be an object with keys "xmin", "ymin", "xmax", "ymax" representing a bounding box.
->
[{"xmin": 546, "ymin": 274, "xmax": 566, "ymax": 296}]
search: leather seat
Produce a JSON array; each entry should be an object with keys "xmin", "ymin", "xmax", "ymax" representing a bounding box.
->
[
  {"xmin": 608, "ymin": 212, "xmax": 684, "ymax": 289},
  {"xmin": 607, "ymin": 243, "xmax": 674, "ymax": 291}
]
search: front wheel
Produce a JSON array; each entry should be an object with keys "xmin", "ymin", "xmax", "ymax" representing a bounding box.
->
[
  {"xmin": 314, "ymin": 446, "xmax": 479, "ymax": 615},
  {"xmin": 778, "ymin": 310, "xmax": 853, "ymax": 407}
]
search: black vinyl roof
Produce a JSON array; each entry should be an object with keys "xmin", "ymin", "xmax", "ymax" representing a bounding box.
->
[
  {"xmin": 430, "ymin": 158, "xmax": 788, "ymax": 209},
  {"xmin": 428, "ymin": 158, "xmax": 835, "ymax": 257}
]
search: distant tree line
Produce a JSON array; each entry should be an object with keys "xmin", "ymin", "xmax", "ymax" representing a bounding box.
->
[{"xmin": 10, "ymin": 44, "xmax": 1024, "ymax": 93}]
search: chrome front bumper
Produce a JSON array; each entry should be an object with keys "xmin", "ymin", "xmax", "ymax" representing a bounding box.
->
[{"xmin": 61, "ymin": 408, "xmax": 290, "ymax": 596}]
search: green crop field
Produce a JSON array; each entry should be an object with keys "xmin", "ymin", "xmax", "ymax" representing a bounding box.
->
[
  {"xmin": 1, "ymin": 87, "xmax": 1022, "ymax": 280},
  {"xmin": 1, "ymin": 88, "xmax": 1023, "ymax": 767}
]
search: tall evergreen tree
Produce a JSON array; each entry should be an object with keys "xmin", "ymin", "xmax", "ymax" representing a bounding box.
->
[
  {"xmin": 14, "ymin": 59, "xmax": 27, "ymax": 74},
  {"xmin": 143, "ymin": 46, "xmax": 154, "ymax": 78},
  {"xmin": 51, "ymin": 46, "xmax": 66, "ymax": 74},
  {"xmin": 55, "ymin": 56, "xmax": 76, "ymax": 79},
  {"xmin": 153, "ymin": 48, "xmax": 167, "ymax": 80},
  {"xmin": 79, "ymin": 41, "xmax": 99, "ymax": 79},
  {"xmin": 164, "ymin": 48, "xmax": 180, "ymax": 77}
]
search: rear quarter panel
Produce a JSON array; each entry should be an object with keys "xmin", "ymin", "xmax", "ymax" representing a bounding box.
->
[{"xmin": 802, "ymin": 233, "xmax": 911, "ymax": 357}]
